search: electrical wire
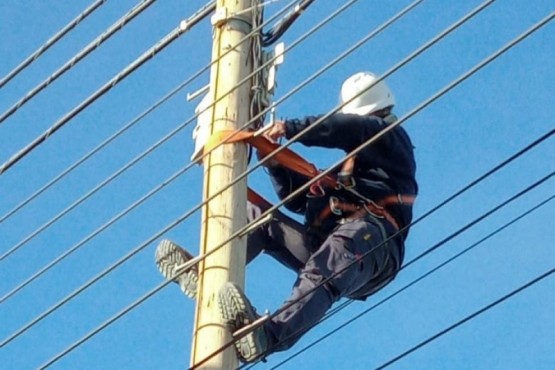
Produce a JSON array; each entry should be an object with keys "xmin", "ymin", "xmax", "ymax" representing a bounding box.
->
[
  {"xmin": 0, "ymin": 0, "xmax": 214, "ymax": 175},
  {"xmin": 0, "ymin": 0, "xmax": 423, "ymax": 310},
  {"xmin": 0, "ymin": 0, "xmax": 499, "ymax": 348},
  {"xmin": 196, "ymin": 171, "xmax": 555, "ymax": 369},
  {"xmin": 261, "ymin": 194, "xmax": 555, "ymax": 369},
  {"xmin": 7, "ymin": 1, "xmax": 552, "ymax": 366},
  {"xmin": 374, "ymin": 267, "xmax": 555, "ymax": 369},
  {"xmin": 0, "ymin": 0, "xmax": 298, "ymax": 225},
  {"xmin": 0, "ymin": 0, "xmax": 108, "ymax": 89},
  {"xmin": 0, "ymin": 1, "xmax": 304, "ymax": 302},
  {"xmin": 0, "ymin": 0, "xmax": 371, "ymax": 337},
  {"xmin": 262, "ymin": 0, "xmax": 315, "ymax": 46},
  {"xmin": 193, "ymin": 7, "xmax": 555, "ymax": 365},
  {"xmin": 0, "ymin": 0, "xmax": 357, "ymax": 281},
  {"xmin": 0, "ymin": 0, "xmax": 158, "ymax": 124},
  {"xmin": 36, "ymin": 168, "xmax": 555, "ymax": 370},
  {"xmin": 18, "ymin": 1, "xmax": 540, "ymax": 363},
  {"xmin": 0, "ymin": 0, "xmax": 304, "ymax": 262}
]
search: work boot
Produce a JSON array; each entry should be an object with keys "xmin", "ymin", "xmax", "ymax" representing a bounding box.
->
[
  {"xmin": 155, "ymin": 239, "xmax": 198, "ymax": 298},
  {"xmin": 218, "ymin": 282, "xmax": 270, "ymax": 363}
]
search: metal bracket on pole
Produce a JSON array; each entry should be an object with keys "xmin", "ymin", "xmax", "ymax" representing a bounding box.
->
[{"xmin": 187, "ymin": 84, "xmax": 210, "ymax": 102}]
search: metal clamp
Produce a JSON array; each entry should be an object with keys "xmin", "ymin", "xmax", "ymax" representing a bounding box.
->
[{"xmin": 329, "ymin": 196, "xmax": 342, "ymax": 216}]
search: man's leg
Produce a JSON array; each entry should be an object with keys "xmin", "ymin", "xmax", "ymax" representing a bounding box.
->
[
  {"xmin": 263, "ymin": 217, "xmax": 400, "ymax": 352},
  {"xmin": 155, "ymin": 201, "xmax": 312, "ymax": 298},
  {"xmin": 155, "ymin": 239, "xmax": 199, "ymax": 297},
  {"xmin": 246, "ymin": 201, "xmax": 311, "ymax": 272}
]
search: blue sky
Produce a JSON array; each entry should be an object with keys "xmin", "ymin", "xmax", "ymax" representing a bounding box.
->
[{"xmin": 0, "ymin": 1, "xmax": 553, "ymax": 369}]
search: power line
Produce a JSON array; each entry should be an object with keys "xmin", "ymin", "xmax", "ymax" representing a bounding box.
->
[
  {"xmin": 0, "ymin": 0, "xmax": 214, "ymax": 175},
  {"xmin": 192, "ymin": 7, "xmax": 555, "ymax": 365},
  {"xmin": 25, "ymin": 1, "xmax": 532, "ymax": 363},
  {"xmin": 0, "ymin": 0, "xmax": 356, "ymax": 265},
  {"xmin": 0, "ymin": 0, "xmax": 298, "ymax": 225},
  {"xmin": 0, "ymin": 0, "xmax": 502, "ymax": 348},
  {"xmin": 375, "ymin": 267, "xmax": 555, "ymax": 369},
  {"xmin": 0, "ymin": 0, "xmax": 373, "ymax": 338},
  {"xmin": 262, "ymin": 0, "xmax": 315, "ymax": 46},
  {"xmin": 0, "ymin": 0, "xmax": 303, "ymax": 262},
  {"xmin": 0, "ymin": 0, "xmax": 314, "ymax": 302},
  {"xmin": 35, "ymin": 15, "xmax": 552, "ymax": 364},
  {"xmin": 35, "ymin": 167, "xmax": 554, "ymax": 370},
  {"xmin": 6, "ymin": 0, "xmax": 548, "ymax": 364},
  {"xmin": 0, "ymin": 0, "xmax": 425, "ymax": 312},
  {"xmin": 197, "ymin": 171, "xmax": 555, "ymax": 369},
  {"xmin": 0, "ymin": 0, "xmax": 108, "ymax": 88},
  {"xmin": 265, "ymin": 194, "xmax": 555, "ymax": 369},
  {"xmin": 0, "ymin": 0, "xmax": 157, "ymax": 124}
]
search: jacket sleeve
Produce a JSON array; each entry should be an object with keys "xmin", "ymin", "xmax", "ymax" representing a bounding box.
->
[
  {"xmin": 283, "ymin": 113, "xmax": 386, "ymax": 151},
  {"xmin": 267, "ymin": 166, "xmax": 310, "ymax": 214}
]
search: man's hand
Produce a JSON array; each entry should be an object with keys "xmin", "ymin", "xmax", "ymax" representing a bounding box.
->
[
  {"xmin": 264, "ymin": 121, "xmax": 286, "ymax": 142},
  {"xmin": 255, "ymin": 121, "xmax": 286, "ymax": 168}
]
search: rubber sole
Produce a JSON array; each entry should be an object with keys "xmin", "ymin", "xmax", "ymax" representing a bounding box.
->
[
  {"xmin": 155, "ymin": 239, "xmax": 198, "ymax": 298},
  {"xmin": 218, "ymin": 282, "xmax": 267, "ymax": 363}
]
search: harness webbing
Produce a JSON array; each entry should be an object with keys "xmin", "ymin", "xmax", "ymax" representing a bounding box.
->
[
  {"xmin": 202, "ymin": 129, "xmax": 414, "ymax": 228},
  {"xmin": 203, "ymin": 129, "xmax": 337, "ymax": 188}
]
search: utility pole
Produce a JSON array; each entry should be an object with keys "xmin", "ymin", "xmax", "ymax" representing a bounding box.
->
[{"xmin": 191, "ymin": 1, "xmax": 255, "ymax": 369}]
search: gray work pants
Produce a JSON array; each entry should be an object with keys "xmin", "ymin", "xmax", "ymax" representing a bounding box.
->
[{"xmin": 246, "ymin": 201, "xmax": 404, "ymax": 353}]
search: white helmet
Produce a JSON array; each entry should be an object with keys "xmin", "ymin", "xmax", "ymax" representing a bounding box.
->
[{"xmin": 339, "ymin": 71, "xmax": 395, "ymax": 116}]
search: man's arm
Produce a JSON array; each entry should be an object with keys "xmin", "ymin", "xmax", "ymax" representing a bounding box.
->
[
  {"xmin": 266, "ymin": 165, "xmax": 309, "ymax": 214},
  {"xmin": 282, "ymin": 113, "xmax": 386, "ymax": 151}
]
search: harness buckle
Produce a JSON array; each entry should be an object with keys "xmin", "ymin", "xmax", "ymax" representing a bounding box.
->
[
  {"xmin": 307, "ymin": 181, "xmax": 325, "ymax": 198},
  {"xmin": 362, "ymin": 200, "xmax": 386, "ymax": 220},
  {"xmin": 336, "ymin": 172, "xmax": 356, "ymax": 190},
  {"xmin": 329, "ymin": 196, "xmax": 343, "ymax": 216}
]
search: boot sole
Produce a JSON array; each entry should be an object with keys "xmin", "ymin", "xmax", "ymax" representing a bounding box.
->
[
  {"xmin": 155, "ymin": 239, "xmax": 198, "ymax": 298},
  {"xmin": 218, "ymin": 283, "xmax": 265, "ymax": 363}
]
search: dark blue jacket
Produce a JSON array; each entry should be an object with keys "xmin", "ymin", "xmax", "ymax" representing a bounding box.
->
[{"xmin": 268, "ymin": 113, "xmax": 418, "ymax": 240}]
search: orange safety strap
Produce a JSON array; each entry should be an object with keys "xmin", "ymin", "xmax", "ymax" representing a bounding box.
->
[
  {"xmin": 379, "ymin": 194, "xmax": 416, "ymax": 207},
  {"xmin": 203, "ymin": 130, "xmax": 337, "ymax": 188},
  {"xmin": 247, "ymin": 187, "xmax": 272, "ymax": 209},
  {"xmin": 203, "ymin": 130, "xmax": 415, "ymax": 222}
]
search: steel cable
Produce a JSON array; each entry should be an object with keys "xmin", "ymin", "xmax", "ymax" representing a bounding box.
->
[
  {"xmin": 0, "ymin": 0, "xmax": 499, "ymax": 349},
  {"xmin": 259, "ymin": 194, "xmax": 555, "ymax": 369},
  {"xmin": 0, "ymin": 0, "xmax": 298, "ymax": 225},
  {"xmin": 0, "ymin": 0, "xmax": 213, "ymax": 174},
  {"xmin": 0, "ymin": 0, "xmax": 158, "ymax": 124},
  {"xmin": 0, "ymin": 0, "xmax": 109, "ymax": 89},
  {"xmin": 31, "ymin": 5, "xmax": 555, "ymax": 370},
  {"xmin": 374, "ymin": 267, "xmax": 555, "ymax": 369}
]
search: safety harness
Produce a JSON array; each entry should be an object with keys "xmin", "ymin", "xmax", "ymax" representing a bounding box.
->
[{"xmin": 202, "ymin": 129, "xmax": 415, "ymax": 231}]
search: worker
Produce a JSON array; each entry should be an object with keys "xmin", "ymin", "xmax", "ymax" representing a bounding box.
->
[{"xmin": 155, "ymin": 71, "xmax": 417, "ymax": 363}]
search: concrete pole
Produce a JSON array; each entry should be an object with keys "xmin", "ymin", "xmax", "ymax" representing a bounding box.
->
[{"xmin": 191, "ymin": 1, "xmax": 255, "ymax": 369}]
